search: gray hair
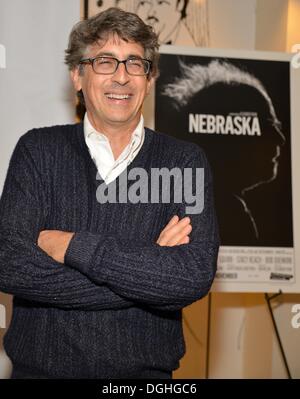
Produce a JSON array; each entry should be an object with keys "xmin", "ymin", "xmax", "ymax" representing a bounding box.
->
[
  {"xmin": 162, "ymin": 59, "xmax": 282, "ymax": 132},
  {"xmin": 65, "ymin": 7, "xmax": 160, "ymax": 79}
]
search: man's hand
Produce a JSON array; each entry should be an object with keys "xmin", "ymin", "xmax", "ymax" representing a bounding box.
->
[
  {"xmin": 156, "ymin": 215, "xmax": 192, "ymax": 247},
  {"xmin": 38, "ymin": 217, "xmax": 190, "ymax": 262},
  {"xmin": 38, "ymin": 230, "xmax": 74, "ymax": 264}
]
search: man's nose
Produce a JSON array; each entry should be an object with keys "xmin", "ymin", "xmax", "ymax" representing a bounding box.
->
[
  {"xmin": 112, "ymin": 62, "xmax": 130, "ymax": 85},
  {"xmin": 147, "ymin": 3, "xmax": 154, "ymax": 14}
]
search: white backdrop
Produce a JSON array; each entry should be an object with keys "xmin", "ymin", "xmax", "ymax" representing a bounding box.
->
[
  {"xmin": 0, "ymin": 0, "xmax": 80, "ymax": 379},
  {"xmin": 0, "ymin": 0, "xmax": 80, "ymax": 192}
]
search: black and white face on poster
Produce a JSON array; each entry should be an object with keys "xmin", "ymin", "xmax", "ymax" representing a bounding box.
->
[
  {"xmin": 155, "ymin": 48, "xmax": 297, "ymax": 292},
  {"xmin": 85, "ymin": 0, "xmax": 209, "ymax": 46}
]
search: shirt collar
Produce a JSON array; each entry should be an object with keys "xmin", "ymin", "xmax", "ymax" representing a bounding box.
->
[{"xmin": 83, "ymin": 113, "xmax": 144, "ymax": 145}]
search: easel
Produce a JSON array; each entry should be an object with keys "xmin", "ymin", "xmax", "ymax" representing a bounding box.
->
[
  {"xmin": 265, "ymin": 290, "xmax": 292, "ymax": 379},
  {"xmin": 205, "ymin": 291, "xmax": 292, "ymax": 379}
]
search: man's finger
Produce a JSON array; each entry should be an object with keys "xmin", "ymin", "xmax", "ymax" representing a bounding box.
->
[
  {"xmin": 156, "ymin": 215, "xmax": 179, "ymax": 244},
  {"xmin": 162, "ymin": 215, "xmax": 179, "ymax": 232},
  {"xmin": 163, "ymin": 216, "xmax": 190, "ymax": 237},
  {"xmin": 157, "ymin": 217, "xmax": 192, "ymax": 246},
  {"xmin": 167, "ymin": 223, "xmax": 192, "ymax": 247},
  {"xmin": 178, "ymin": 236, "xmax": 190, "ymax": 245}
]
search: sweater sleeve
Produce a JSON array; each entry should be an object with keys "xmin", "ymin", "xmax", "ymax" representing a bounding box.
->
[
  {"xmin": 0, "ymin": 135, "xmax": 133, "ymax": 310},
  {"xmin": 65, "ymin": 146, "xmax": 220, "ymax": 311}
]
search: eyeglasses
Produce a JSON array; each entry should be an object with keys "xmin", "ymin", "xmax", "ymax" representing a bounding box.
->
[{"xmin": 79, "ymin": 56, "xmax": 152, "ymax": 76}]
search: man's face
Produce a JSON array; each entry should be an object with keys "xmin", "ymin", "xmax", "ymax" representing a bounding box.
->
[
  {"xmin": 136, "ymin": 1, "xmax": 182, "ymax": 43},
  {"xmin": 185, "ymin": 83, "xmax": 285, "ymax": 190},
  {"xmin": 71, "ymin": 35, "xmax": 153, "ymax": 132}
]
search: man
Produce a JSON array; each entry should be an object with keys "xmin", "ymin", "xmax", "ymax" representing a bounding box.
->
[{"xmin": 0, "ymin": 8, "xmax": 219, "ymax": 378}]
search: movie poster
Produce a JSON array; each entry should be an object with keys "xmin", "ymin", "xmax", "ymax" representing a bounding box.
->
[{"xmin": 155, "ymin": 47, "xmax": 297, "ymax": 292}]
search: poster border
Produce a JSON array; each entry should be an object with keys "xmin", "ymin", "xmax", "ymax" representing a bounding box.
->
[
  {"xmin": 84, "ymin": 0, "xmax": 88, "ymax": 20},
  {"xmin": 158, "ymin": 45, "xmax": 300, "ymax": 293}
]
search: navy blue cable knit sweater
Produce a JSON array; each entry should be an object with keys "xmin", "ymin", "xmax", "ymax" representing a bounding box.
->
[{"xmin": 0, "ymin": 123, "xmax": 219, "ymax": 378}]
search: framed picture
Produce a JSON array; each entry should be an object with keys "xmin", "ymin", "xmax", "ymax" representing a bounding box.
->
[
  {"xmin": 155, "ymin": 45, "xmax": 300, "ymax": 293},
  {"xmin": 83, "ymin": 0, "xmax": 209, "ymax": 46}
]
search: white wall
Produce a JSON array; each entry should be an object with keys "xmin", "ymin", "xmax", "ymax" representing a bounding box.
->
[
  {"xmin": 209, "ymin": 0, "xmax": 256, "ymax": 49},
  {"xmin": 0, "ymin": 0, "xmax": 79, "ymax": 193},
  {"xmin": 286, "ymin": 0, "xmax": 300, "ymax": 51},
  {"xmin": 0, "ymin": 0, "xmax": 80, "ymax": 379},
  {"xmin": 255, "ymin": 0, "xmax": 289, "ymax": 51}
]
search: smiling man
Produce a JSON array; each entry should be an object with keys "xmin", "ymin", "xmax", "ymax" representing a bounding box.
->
[
  {"xmin": 0, "ymin": 8, "xmax": 219, "ymax": 379},
  {"xmin": 71, "ymin": 36, "xmax": 153, "ymax": 161}
]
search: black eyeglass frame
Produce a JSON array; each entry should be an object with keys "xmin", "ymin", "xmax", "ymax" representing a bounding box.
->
[{"xmin": 79, "ymin": 56, "xmax": 152, "ymax": 76}]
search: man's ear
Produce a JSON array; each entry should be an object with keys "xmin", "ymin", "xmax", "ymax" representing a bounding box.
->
[
  {"xmin": 70, "ymin": 67, "xmax": 82, "ymax": 92},
  {"xmin": 146, "ymin": 75, "xmax": 155, "ymax": 96}
]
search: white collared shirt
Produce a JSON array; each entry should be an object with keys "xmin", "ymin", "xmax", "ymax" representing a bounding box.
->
[{"xmin": 84, "ymin": 113, "xmax": 145, "ymax": 184}]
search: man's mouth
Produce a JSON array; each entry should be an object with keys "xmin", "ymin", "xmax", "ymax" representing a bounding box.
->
[
  {"xmin": 147, "ymin": 16, "xmax": 159, "ymax": 24},
  {"xmin": 105, "ymin": 93, "xmax": 132, "ymax": 100}
]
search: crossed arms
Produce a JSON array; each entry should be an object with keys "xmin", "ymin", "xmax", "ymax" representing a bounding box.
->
[
  {"xmin": 0, "ymin": 134, "xmax": 219, "ymax": 311},
  {"xmin": 37, "ymin": 214, "xmax": 192, "ymax": 263}
]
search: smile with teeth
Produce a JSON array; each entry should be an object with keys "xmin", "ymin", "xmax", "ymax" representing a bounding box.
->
[{"xmin": 106, "ymin": 93, "xmax": 132, "ymax": 100}]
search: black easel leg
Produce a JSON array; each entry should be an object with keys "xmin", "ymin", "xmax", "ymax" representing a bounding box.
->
[{"xmin": 265, "ymin": 292, "xmax": 292, "ymax": 379}]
